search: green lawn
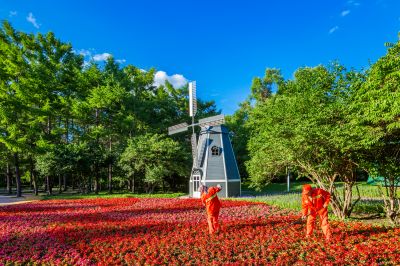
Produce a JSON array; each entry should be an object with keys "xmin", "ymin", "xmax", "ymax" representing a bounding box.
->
[
  {"xmin": 241, "ymin": 181, "xmax": 306, "ymax": 195},
  {"xmin": 240, "ymin": 181, "xmax": 387, "ymax": 217},
  {"xmin": 242, "ymin": 180, "xmax": 392, "ymax": 198}
]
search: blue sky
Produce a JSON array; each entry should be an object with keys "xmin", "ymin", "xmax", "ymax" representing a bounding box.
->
[{"xmin": 1, "ymin": 0, "xmax": 400, "ymax": 114}]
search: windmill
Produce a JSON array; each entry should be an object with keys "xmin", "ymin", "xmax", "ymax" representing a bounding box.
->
[{"xmin": 168, "ymin": 81, "xmax": 241, "ymax": 198}]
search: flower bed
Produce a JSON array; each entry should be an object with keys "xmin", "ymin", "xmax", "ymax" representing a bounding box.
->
[{"xmin": 1, "ymin": 198, "xmax": 399, "ymax": 265}]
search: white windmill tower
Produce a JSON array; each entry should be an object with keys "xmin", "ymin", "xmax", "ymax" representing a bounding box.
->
[{"xmin": 168, "ymin": 81, "xmax": 241, "ymax": 198}]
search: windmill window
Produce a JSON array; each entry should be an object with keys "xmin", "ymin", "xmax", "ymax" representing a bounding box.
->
[
  {"xmin": 211, "ymin": 146, "xmax": 220, "ymax": 156},
  {"xmin": 193, "ymin": 175, "xmax": 201, "ymax": 192}
]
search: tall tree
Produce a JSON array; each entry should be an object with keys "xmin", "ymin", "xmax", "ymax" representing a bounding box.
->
[
  {"xmin": 351, "ymin": 37, "xmax": 400, "ymax": 225},
  {"xmin": 225, "ymin": 100, "xmax": 252, "ymax": 181},
  {"xmin": 119, "ymin": 133, "xmax": 189, "ymax": 193},
  {"xmin": 247, "ymin": 65, "xmax": 364, "ymax": 219},
  {"xmin": 86, "ymin": 58, "xmax": 130, "ymax": 193},
  {"xmin": 0, "ymin": 21, "xmax": 33, "ymax": 197}
]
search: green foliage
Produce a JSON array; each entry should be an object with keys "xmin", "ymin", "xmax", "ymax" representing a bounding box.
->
[
  {"xmin": 35, "ymin": 150, "xmax": 58, "ymax": 177},
  {"xmin": 0, "ymin": 21, "xmax": 218, "ymax": 194},
  {"xmin": 350, "ymin": 36, "xmax": 400, "ymax": 224},
  {"xmin": 352, "ymin": 200, "xmax": 384, "ymax": 214},
  {"xmin": 245, "ymin": 64, "xmax": 367, "ymax": 219},
  {"xmin": 225, "ymin": 100, "xmax": 252, "ymax": 180},
  {"xmin": 250, "ymin": 68, "xmax": 283, "ymax": 103},
  {"xmin": 119, "ymin": 133, "xmax": 190, "ymax": 192}
]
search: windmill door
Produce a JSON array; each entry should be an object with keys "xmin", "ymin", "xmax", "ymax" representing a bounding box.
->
[{"xmin": 193, "ymin": 174, "xmax": 201, "ymax": 198}]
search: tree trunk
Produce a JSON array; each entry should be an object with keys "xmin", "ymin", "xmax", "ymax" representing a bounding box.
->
[
  {"xmin": 130, "ymin": 176, "xmax": 135, "ymax": 193},
  {"xmin": 58, "ymin": 175, "xmax": 62, "ymax": 194},
  {"xmin": 379, "ymin": 175, "xmax": 400, "ymax": 226},
  {"xmin": 63, "ymin": 174, "xmax": 67, "ymax": 192},
  {"xmin": 321, "ymin": 179, "xmax": 358, "ymax": 220},
  {"xmin": 29, "ymin": 157, "xmax": 38, "ymax": 196},
  {"xmin": 78, "ymin": 177, "xmax": 83, "ymax": 194},
  {"xmin": 87, "ymin": 175, "xmax": 92, "ymax": 193},
  {"xmin": 108, "ymin": 134, "xmax": 112, "ymax": 194},
  {"xmin": 46, "ymin": 176, "xmax": 52, "ymax": 196},
  {"xmin": 14, "ymin": 153, "xmax": 22, "ymax": 197},
  {"xmin": 29, "ymin": 170, "xmax": 33, "ymax": 189},
  {"xmin": 94, "ymin": 108, "xmax": 100, "ymax": 195},
  {"xmin": 108, "ymin": 163, "xmax": 112, "ymax": 194},
  {"xmin": 45, "ymin": 114, "xmax": 53, "ymax": 196},
  {"xmin": 94, "ymin": 167, "xmax": 99, "ymax": 194},
  {"xmin": 6, "ymin": 162, "xmax": 12, "ymax": 194},
  {"xmin": 298, "ymin": 161, "xmax": 358, "ymax": 220}
]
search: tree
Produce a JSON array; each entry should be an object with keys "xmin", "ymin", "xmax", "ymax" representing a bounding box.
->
[
  {"xmin": 250, "ymin": 68, "xmax": 283, "ymax": 103},
  {"xmin": 119, "ymin": 133, "xmax": 189, "ymax": 193},
  {"xmin": 351, "ymin": 37, "xmax": 400, "ymax": 225},
  {"xmin": 0, "ymin": 145, "xmax": 12, "ymax": 194},
  {"xmin": 247, "ymin": 65, "xmax": 364, "ymax": 220},
  {"xmin": 0, "ymin": 20, "xmax": 219, "ymax": 195},
  {"xmin": 0, "ymin": 21, "xmax": 34, "ymax": 197},
  {"xmin": 35, "ymin": 150, "xmax": 57, "ymax": 195},
  {"xmin": 225, "ymin": 100, "xmax": 252, "ymax": 181}
]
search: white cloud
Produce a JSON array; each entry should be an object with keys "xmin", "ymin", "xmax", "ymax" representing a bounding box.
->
[
  {"xmin": 78, "ymin": 50, "xmax": 124, "ymax": 64},
  {"xmin": 9, "ymin": 11, "xmax": 17, "ymax": 17},
  {"xmin": 154, "ymin": 71, "xmax": 188, "ymax": 88},
  {"xmin": 78, "ymin": 49, "xmax": 92, "ymax": 57},
  {"xmin": 341, "ymin": 10, "xmax": 351, "ymax": 16},
  {"xmin": 93, "ymin": 53, "xmax": 112, "ymax": 61},
  {"xmin": 26, "ymin": 12, "xmax": 40, "ymax": 28},
  {"xmin": 329, "ymin": 26, "xmax": 339, "ymax": 34},
  {"xmin": 347, "ymin": 0, "xmax": 360, "ymax": 6}
]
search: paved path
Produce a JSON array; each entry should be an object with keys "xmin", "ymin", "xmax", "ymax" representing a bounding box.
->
[{"xmin": 0, "ymin": 194, "xmax": 40, "ymax": 206}]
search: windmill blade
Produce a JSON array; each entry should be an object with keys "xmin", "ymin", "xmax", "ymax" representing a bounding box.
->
[
  {"xmin": 198, "ymin": 114, "xmax": 225, "ymax": 127},
  {"xmin": 191, "ymin": 133, "xmax": 197, "ymax": 167},
  {"xmin": 168, "ymin": 122, "xmax": 189, "ymax": 135},
  {"xmin": 189, "ymin": 81, "xmax": 197, "ymax": 117}
]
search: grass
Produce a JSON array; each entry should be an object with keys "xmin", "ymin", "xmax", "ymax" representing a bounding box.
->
[
  {"xmin": 240, "ymin": 193, "xmax": 303, "ymax": 211},
  {"xmin": 336, "ymin": 183, "xmax": 383, "ymax": 198},
  {"xmin": 352, "ymin": 199, "xmax": 384, "ymax": 214},
  {"xmin": 240, "ymin": 181, "xmax": 387, "ymax": 217},
  {"xmin": 242, "ymin": 180, "xmax": 392, "ymax": 198},
  {"xmin": 241, "ymin": 181, "xmax": 307, "ymax": 196}
]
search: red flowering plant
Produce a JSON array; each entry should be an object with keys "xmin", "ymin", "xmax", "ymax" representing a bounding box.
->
[{"xmin": 1, "ymin": 198, "xmax": 399, "ymax": 265}]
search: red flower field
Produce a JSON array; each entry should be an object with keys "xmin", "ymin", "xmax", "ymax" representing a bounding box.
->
[{"xmin": 1, "ymin": 198, "xmax": 399, "ymax": 265}]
